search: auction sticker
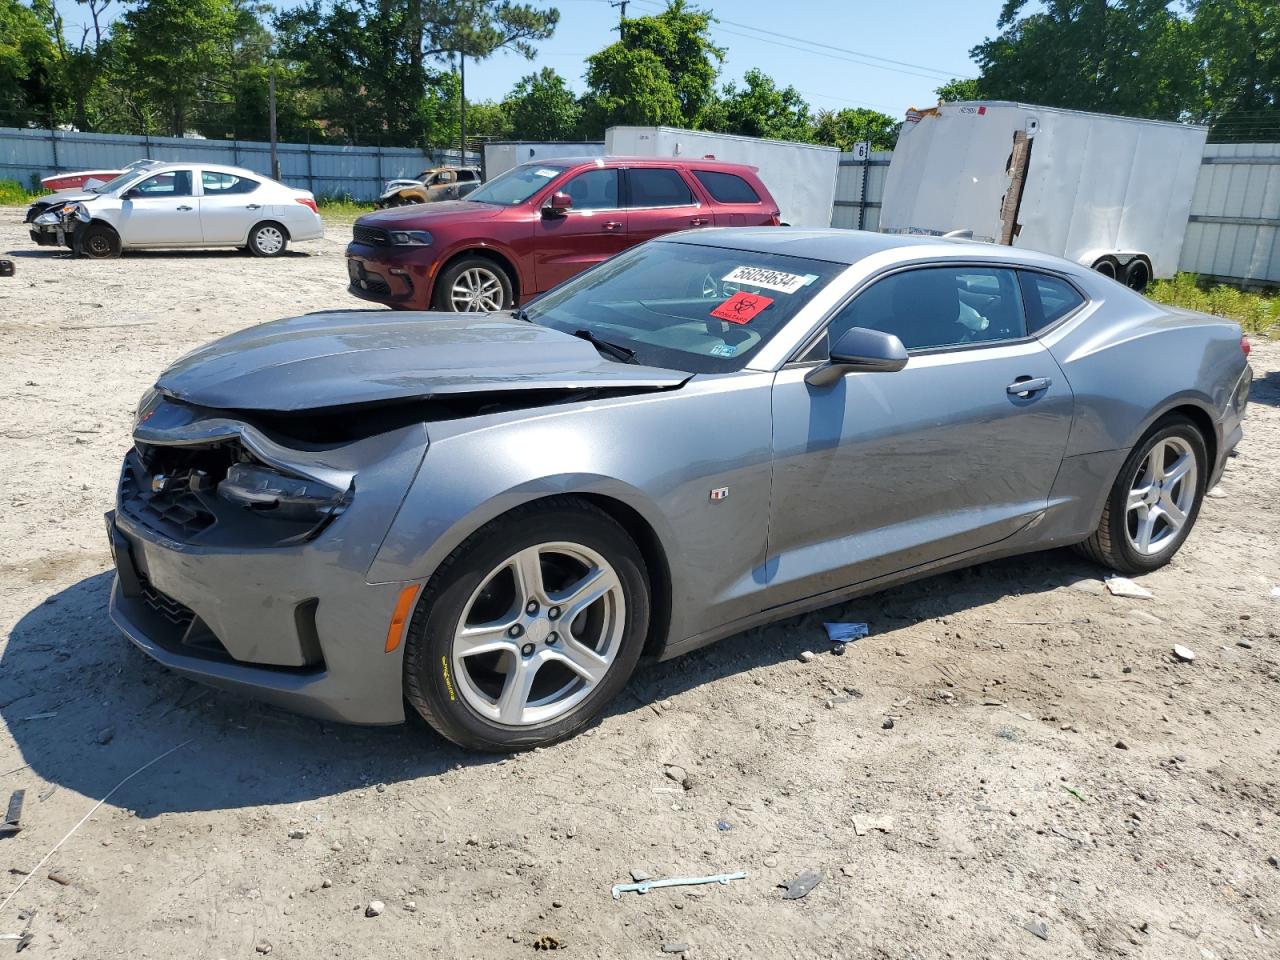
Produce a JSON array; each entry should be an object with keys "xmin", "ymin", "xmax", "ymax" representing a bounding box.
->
[
  {"xmin": 711, "ymin": 291, "xmax": 773, "ymax": 324},
  {"xmin": 721, "ymin": 265, "xmax": 814, "ymax": 295}
]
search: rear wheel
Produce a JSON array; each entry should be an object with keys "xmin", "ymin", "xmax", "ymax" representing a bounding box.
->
[
  {"xmin": 1124, "ymin": 256, "xmax": 1152, "ymax": 293},
  {"xmin": 1092, "ymin": 255, "xmax": 1120, "ymax": 281},
  {"xmin": 76, "ymin": 222, "xmax": 121, "ymax": 259},
  {"xmin": 1074, "ymin": 414, "xmax": 1207, "ymax": 573},
  {"xmin": 403, "ymin": 498, "xmax": 650, "ymax": 751},
  {"xmin": 247, "ymin": 221, "xmax": 288, "ymax": 257},
  {"xmin": 432, "ymin": 256, "xmax": 513, "ymax": 312}
]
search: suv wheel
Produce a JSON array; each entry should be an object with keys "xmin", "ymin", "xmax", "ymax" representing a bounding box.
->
[{"xmin": 434, "ymin": 257, "xmax": 513, "ymax": 312}]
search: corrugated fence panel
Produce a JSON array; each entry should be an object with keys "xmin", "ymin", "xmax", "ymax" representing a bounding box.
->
[
  {"xmin": 1, "ymin": 127, "xmax": 478, "ymax": 201},
  {"xmin": 1179, "ymin": 142, "xmax": 1280, "ymax": 285}
]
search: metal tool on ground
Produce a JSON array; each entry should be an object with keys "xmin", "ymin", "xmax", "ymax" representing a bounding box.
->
[
  {"xmin": 611, "ymin": 870, "xmax": 747, "ymax": 900},
  {"xmin": 0, "ymin": 791, "xmax": 23, "ymax": 838}
]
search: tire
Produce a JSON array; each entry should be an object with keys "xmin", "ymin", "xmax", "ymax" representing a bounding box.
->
[
  {"xmin": 1092, "ymin": 255, "xmax": 1120, "ymax": 281},
  {"xmin": 1123, "ymin": 257, "xmax": 1152, "ymax": 293},
  {"xmin": 403, "ymin": 497, "xmax": 650, "ymax": 752},
  {"xmin": 1074, "ymin": 414, "xmax": 1208, "ymax": 574},
  {"xmin": 247, "ymin": 221, "xmax": 288, "ymax": 257},
  {"xmin": 432, "ymin": 256, "xmax": 513, "ymax": 312},
  {"xmin": 76, "ymin": 222, "xmax": 121, "ymax": 259}
]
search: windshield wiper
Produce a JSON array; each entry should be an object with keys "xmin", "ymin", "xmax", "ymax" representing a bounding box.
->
[
  {"xmin": 512, "ymin": 307, "xmax": 533, "ymax": 322},
  {"xmin": 572, "ymin": 329, "xmax": 638, "ymax": 364}
]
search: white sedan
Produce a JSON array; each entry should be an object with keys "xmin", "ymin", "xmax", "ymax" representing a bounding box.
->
[{"xmin": 27, "ymin": 162, "xmax": 324, "ymax": 258}]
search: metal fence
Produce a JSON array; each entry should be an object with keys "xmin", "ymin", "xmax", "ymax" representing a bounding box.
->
[
  {"xmin": 0, "ymin": 127, "xmax": 481, "ymax": 201},
  {"xmin": 1179, "ymin": 142, "xmax": 1280, "ymax": 286},
  {"xmin": 834, "ymin": 143, "xmax": 1280, "ymax": 287}
]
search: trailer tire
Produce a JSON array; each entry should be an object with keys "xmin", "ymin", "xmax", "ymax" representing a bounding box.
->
[
  {"xmin": 1123, "ymin": 256, "xmax": 1152, "ymax": 293},
  {"xmin": 1091, "ymin": 255, "xmax": 1120, "ymax": 281}
]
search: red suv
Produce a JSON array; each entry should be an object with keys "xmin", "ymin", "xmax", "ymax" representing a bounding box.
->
[{"xmin": 345, "ymin": 157, "xmax": 780, "ymax": 311}]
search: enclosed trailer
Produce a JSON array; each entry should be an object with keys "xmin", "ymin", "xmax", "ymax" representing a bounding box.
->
[
  {"xmin": 482, "ymin": 141, "xmax": 605, "ymax": 181},
  {"xmin": 605, "ymin": 126, "xmax": 840, "ymax": 228},
  {"xmin": 879, "ymin": 101, "xmax": 1208, "ymax": 290}
]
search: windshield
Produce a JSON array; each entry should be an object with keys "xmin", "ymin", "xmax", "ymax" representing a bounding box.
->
[
  {"xmin": 523, "ymin": 240, "xmax": 847, "ymax": 374},
  {"xmin": 91, "ymin": 171, "xmax": 143, "ymax": 194},
  {"xmin": 465, "ymin": 163, "xmax": 566, "ymax": 206}
]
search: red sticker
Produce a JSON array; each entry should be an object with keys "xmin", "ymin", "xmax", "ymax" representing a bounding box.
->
[{"xmin": 710, "ymin": 291, "xmax": 774, "ymax": 324}]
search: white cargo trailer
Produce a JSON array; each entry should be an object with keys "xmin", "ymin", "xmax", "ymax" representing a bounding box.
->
[
  {"xmin": 605, "ymin": 126, "xmax": 840, "ymax": 228},
  {"xmin": 879, "ymin": 101, "xmax": 1208, "ymax": 290},
  {"xmin": 482, "ymin": 141, "xmax": 605, "ymax": 181}
]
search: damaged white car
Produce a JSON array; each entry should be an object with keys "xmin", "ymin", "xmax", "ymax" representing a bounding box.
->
[{"xmin": 28, "ymin": 162, "xmax": 323, "ymax": 258}]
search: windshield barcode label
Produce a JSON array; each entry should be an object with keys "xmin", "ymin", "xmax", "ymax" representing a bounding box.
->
[{"xmin": 721, "ymin": 266, "xmax": 813, "ymax": 294}]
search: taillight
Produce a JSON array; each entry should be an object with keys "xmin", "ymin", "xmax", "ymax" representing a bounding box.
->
[
  {"xmin": 1241, "ymin": 335, "xmax": 1251, "ymax": 357},
  {"xmin": 296, "ymin": 197, "xmax": 318, "ymax": 214}
]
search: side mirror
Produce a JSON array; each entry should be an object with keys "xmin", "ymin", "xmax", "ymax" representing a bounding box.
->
[
  {"xmin": 122, "ymin": 188, "xmax": 139, "ymax": 199},
  {"xmin": 543, "ymin": 191, "xmax": 573, "ymax": 216},
  {"xmin": 804, "ymin": 326, "xmax": 908, "ymax": 387}
]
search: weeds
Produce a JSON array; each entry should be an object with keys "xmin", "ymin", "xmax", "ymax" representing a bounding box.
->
[
  {"xmin": 316, "ymin": 195, "xmax": 375, "ymax": 222},
  {"xmin": 1147, "ymin": 273, "xmax": 1279, "ymax": 337},
  {"xmin": 0, "ymin": 179, "xmax": 46, "ymax": 205}
]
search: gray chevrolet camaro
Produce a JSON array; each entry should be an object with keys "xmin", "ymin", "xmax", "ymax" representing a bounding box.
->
[{"xmin": 106, "ymin": 229, "xmax": 1252, "ymax": 751}]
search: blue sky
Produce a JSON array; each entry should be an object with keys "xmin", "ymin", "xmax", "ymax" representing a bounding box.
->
[{"xmin": 59, "ymin": 0, "xmax": 1007, "ymax": 117}]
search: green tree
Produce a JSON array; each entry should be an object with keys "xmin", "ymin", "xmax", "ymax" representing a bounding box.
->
[
  {"xmin": 583, "ymin": 0, "xmax": 722, "ymax": 131},
  {"xmin": 706, "ymin": 69, "xmax": 812, "ymax": 142},
  {"xmin": 503, "ymin": 67, "xmax": 581, "ymax": 139},
  {"xmin": 935, "ymin": 77, "xmax": 980, "ymax": 102},
  {"xmin": 811, "ymin": 107, "xmax": 901, "ymax": 151},
  {"xmin": 972, "ymin": 0, "xmax": 1198, "ymax": 121},
  {"xmin": 115, "ymin": 0, "xmax": 241, "ymax": 135},
  {"xmin": 1188, "ymin": 0, "xmax": 1280, "ymax": 140},
  {"xmin": 582, "ymin": 45, "xmax": 683, "ymax": 133},
  {"xmin": 465, "ymin": 98, "xmax": 513, "ymax": 140},
  {"xmin": 0, "ymin": 0, "xmax": 61, "ymax": 123}
]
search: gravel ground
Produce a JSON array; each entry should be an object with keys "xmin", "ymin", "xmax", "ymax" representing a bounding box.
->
[{"xmin": 0, "ymin": 209, "xmax": 1277, "ymax": 959}]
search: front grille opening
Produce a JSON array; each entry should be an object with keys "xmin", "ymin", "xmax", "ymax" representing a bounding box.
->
[{"xmin": 352, "ymin": 224, "xmax": 388, "ymax": 245}]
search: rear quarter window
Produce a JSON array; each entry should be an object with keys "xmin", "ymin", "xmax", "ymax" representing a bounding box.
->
[
  {"xmin": 693, "ymin": 170, "xmax": 762, "ymax": 204},
  {"xmin": 1019, "ymin": 271, "xmax": 1086, "ymax": 332}
]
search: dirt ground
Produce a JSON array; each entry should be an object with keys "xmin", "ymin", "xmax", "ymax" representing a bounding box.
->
[{"xmin": 0, "ymin": 208, "xmax": 1277, "ymax": 960}]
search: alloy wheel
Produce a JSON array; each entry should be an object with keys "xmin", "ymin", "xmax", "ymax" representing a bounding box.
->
[
  {"xmin": 450, "ymin": 266, "xmax": 505, "ymax": 312},
  {"xmin": 1124, "ymin": 436, "xmax": 1197, "ymax": 555},
  {"xmin": 451, "ymin": 542, "xmax": 625, "ymax": 726}
]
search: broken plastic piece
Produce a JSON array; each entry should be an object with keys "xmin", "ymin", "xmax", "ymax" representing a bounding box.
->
[
  {"xmin": 611, "ymin": 870, "xmax": 747, "ymax": 900},
  {"xmin": 1105, "ymin": 575, "xmax": 1152, "ymax": 599},
  {"xmin": 0, "ymin": 791, "xmax": 24, "ymax": 838},
  {"xmin": 782, "ymin": 868, "xmax": 823, "ymax": 900},
  {"xmin": 824, "ymin": 622, "xmax": 869, "ymax": 644}
]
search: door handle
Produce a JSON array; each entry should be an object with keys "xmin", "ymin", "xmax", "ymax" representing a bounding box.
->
[
  {"xmin": 1007, "ymin": 376, "xmax": 1052, "ymax": 397},
  {"xmin": 690, "ymin": 216, "xmax": 710, "ymax": 226},
  {"xmin": 602, "ymin": 221, "xmax": 623, "ymax": 231},
  {"xmin": 245, "ymin": 203, "xmax": 261, "ymax": 210},
  {"xmin": 176, "ymin": 205, "xmax": 193, "ymax": 211}
]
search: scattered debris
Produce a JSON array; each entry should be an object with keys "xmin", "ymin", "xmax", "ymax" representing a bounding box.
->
[
  {"xmin": 1115, "ymin": 740, "xmax": 1130, "ymax": 750},
  {"xmin": 254, "ymin": 941, "xmax": 273, "ymax": 955},
  {"xmin": 20, "ymin": 713, "xmax": 57, "ymax": 722},
  {"xmin": 661, "ymin": 943, "xmax": 689, "ymax": 954},
  {"xmin": 1270, "ymin": 586, "xmax": 1280, "ymax": 600},
  {"xmin": 840, "ymin": 864, "xmax": 857, "ymax": 877},
  {"xmin": 1173, "ymin": 645, "xmax": 1197, "ymax": 663},
  {"xmin": 781, "ymin": 868, "xmax": 823, "ymax": 900},
  {"xmin": 46, "ymin": 871, "xmax": 72, "ymax": 887},
  {"xmin": 881, "ymin": 718, "xmax": 895, "ymax": 730},
  {"xmin": 532, "ymin": 934, "xmax": 564, "ymax": 951},
  {"xmin": 1024, "ymin": 920, "xmax": 1050, "ymax": 941},
  {"xmin": 663, "ymin": 764, "xmax": 687, "ymax": 785},
  {"xmin": 37, "ymin": 786, "xmax": 55, "ymax": 803},
  {"xmin": 16, "ymin": 932, "xmax": 32, "ymax": 952},
  {"xmin": 96, "ymin": 727, "xmax": 114, "ymax": 746},
  {"xmin": 0, "ymin": 259, "xmax": 14, "ymax": 278},
  {"xmin": 823, "ymin": 622, "xmax": 869, "ymax": 644},
  {"xmin": 1, "ymin": 791, "xmax": 24, "ymax": 838},
  {"xmin": 1061, "ymin": 785, "xmax": 1087, "ymax": 803},
  {"xmin": 1267, "ymin": 855, "xmax": 1278, "ymax": 869},
  {"xmin": 365, "ymin": 900, "xmax": 385, "ymax": 917},
  {"xmin": 798, "ymin": 650, "xmax": 817, "ymax": 663},
  {"xmin": 288, "ymin": 829, "xmax": 307, "ymax": 840},
  {"xmin": 853, "ymin": 815, "xmax": 894, "ymax": 836},
  {"xmin": 715, "ymin": 819, "xmax": 732, "ymax": 831},
  {"xmin": 629, "ymin": 868, "xmax": 651, "ymax": 883},
  {"xmin": 611, "ymin": 870, "xmax": 747, "ymax": 900},
  {"xmin": 1105, "ymin": 575, "xmax": 1153, "ymax": 599}
]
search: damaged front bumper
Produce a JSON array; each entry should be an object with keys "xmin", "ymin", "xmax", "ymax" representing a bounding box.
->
[
  {"xmin": 29, "ymin": 201, "xmax": 88, "ymax": 247},
  {"xmin": 105, "ymin": 397, "xmax": 431, "ymax": 724}
]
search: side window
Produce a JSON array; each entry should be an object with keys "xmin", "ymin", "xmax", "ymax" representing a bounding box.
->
[
  {"xmin": 1019, "ymin": 271, "xmax": 1085, "ymax": 332},
  {"xmin": 133, "ymin": 170, "xmax": 193, "ymax": 197},
  {"xmin": 437, "ymin": 170, "xmax": 456, "ymax": 183},
  {"xmin": 693, "ymin": 170, "xmax": 761, "ymax": 203},
  {"xmin": 201, "ymin": 172, "xmax": 259, "ymax": 195},
  {"xmin": 628, "ymin": 168, "xmax": 696, "ymax": 207},
  {"xmin": 827, "ymin": 266, "xmax": 1027, "ymax": 352},
  {"xmin": 459, "ymin": 170, "xmax": 478, "ymax": 182},
  {"xmin": 561, "ymin": 168, "xmax": 619, "ymax": 210}
]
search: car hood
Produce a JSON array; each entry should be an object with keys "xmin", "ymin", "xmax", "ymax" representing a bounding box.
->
[
  {"xmin": 34, "ymin": 188, "xmax": 97, "ymax": 206},
  {"xmin": 356, "ymin": 199, "xmax": 506, "ymax": 226},
  {"xmin": 156, "ymin": 311, "xmax": 688, "ymax": 412}
]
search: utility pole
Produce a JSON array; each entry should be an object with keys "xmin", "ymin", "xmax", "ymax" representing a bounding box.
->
[
  {"xmin": 268, "ymin": 69, "xmax": 280, "ymax": 181},
  {"xmin": 611, "ymin": 0, "xmax": 628, "ymax": 37},
  {"xmin": 458, "ymin": 53, "xmax": 467, "ymax": 165}
]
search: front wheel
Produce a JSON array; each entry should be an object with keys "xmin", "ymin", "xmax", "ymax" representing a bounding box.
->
[
  {"xmin": 432, "ymin": 257, "xmax": 513, "ymax": 312},
  {"xmin": 403, "ymin": 498, "xmax": 650, "ymax": 751},
  {"xmin": 1074, "ymin": 414, "xmax": 1207, "ymax": 573},
  {"xmin": 247, "ymin": 221, "xmax": 288, "ymax": 257},
  {"xmin": 76, "ymin": 223, "xmax": 121, "ymax": 259}
]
